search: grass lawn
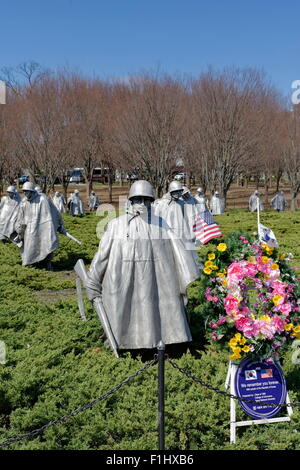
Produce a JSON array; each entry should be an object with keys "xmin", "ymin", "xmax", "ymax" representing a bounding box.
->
[{"xmin": 0, "ymin": 209, "xmax": 299, "ymax": 450}]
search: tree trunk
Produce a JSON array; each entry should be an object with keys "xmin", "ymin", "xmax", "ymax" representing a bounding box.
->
[{"xmin": 290, "ymin": 191, "xmax": 297, "ymax": 211}]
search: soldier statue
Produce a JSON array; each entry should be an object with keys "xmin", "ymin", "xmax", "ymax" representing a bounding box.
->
[
  {"xmin": 85, "ymin": 180, "xmax": 199, "ymax": 351},
  {"xmin": 0, "ymin": 186, "xmax": 21, "ymax": 242},
  {"xmin": 14, "ymin": 181, "xmax": 66, "ymax": 269}
]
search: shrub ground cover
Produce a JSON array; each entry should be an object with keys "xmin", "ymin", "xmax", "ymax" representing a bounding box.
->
[{"xmin": 0, "ymin": 209, "xmax": 299, "ymax": 450}]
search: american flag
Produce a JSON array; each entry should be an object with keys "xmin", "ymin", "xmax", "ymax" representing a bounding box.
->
[{"xmin": 193, "ymin": 210, "xmax": 222, "ymax": 244}]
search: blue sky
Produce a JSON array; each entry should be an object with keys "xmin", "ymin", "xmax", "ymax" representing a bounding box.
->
[{"xmin": 1, "ymin": 0, "xmax": 299, "ymax": 97}]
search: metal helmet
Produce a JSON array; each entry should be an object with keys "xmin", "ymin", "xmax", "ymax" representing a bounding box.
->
[
  {"xmin": 22, "ymin": 181, "xmax": 36, "ymax": 192},
  {"xmin": 128, "ymin": 180, "xmax": 154, "ymax": 201},
  {"xmin": 197, "ymin": 187, "xmax": 204, "ymax": 194},
  {"xmin": 168, "ymin": 181, "xmax": 183, "ymax": 193},
  {"xmin": 6, "ymin": 185, "xmax": 16, "ymax": 193},
  {"xmin": 74, "ymin": 189, "xmax": 79, "ymax": 194},
  {"xmin": 182, "ymin": 186, "xmax": 190, "ymax": 195}
]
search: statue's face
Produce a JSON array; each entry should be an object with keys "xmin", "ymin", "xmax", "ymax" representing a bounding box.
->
[
  {"xmin": 7, "ymin": 192, "xmax": 15, "ymax": 199},
  {"xmin": 130, "ymin": 196, "xmax": 152, "ymax": 213},
  {"xmin": 24, "ymin": 190, "xmax": 34, "ymax": 201},
  {"xmin": 170, "ymin": 190, "xmax": 183, "ymax": 201}
]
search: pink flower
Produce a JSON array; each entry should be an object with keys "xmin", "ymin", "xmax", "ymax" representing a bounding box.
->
[
  {"xmin": 272, "ymin": 315, "xmax": 284, "ymax": 332},
  {"xmin": 274, "ymin": 303, "xmax": 292, "ymax": 316},
  {"xmin": 224, "ymin": 295, "xmax": 239, "ymax": 313},
  {"xmin": 209, "ymin": 321, "xmax": 218, "ymax": 330},
  {"xmin": 217, "ymin": 316, "xmax": 226, "ymax": 325}
]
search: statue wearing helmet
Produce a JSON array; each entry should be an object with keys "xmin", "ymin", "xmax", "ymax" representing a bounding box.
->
[
  {"xmin": 248, "ymin": 190, "xmax": 264, "ymax": 212},
  {"xmin": 69, "ymin": 189, "xmax": 84, "ymax": 216},
  {"xmin": 88, "ymin": 191, "xmax": 100, "ymax": 211},
  {"xmin": 271, "ymin": 191, "xmax": 286, "ymax": 212},
  {"xmin": 0, "ymin": 186, "xmax": 21, "ymax": 241},
  {"xmin": 210, "ymin": 191, "xmax": 225, "ymax": 215},
  {"xmin": 154, "ymin": 181, "xmax": 195, "ymax": 246},
  {"xmin": 194, "ymin": 187, "xmax": 209, "ymax": 212},
  {"xmin": 52, "ymin": 191, "xmax": 66, "ymax": 213},
  {"xmin": 85, "ymin": 180, "xmax": 199, "ymax": 352},
  {"xmin": 14, "ymin": 181, "xmax": 66, "ymax": 268}
]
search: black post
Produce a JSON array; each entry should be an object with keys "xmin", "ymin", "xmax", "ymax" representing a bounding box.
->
[{"xmin": 157, "ymin": 340, "xmax": 165, "ymax": 450}]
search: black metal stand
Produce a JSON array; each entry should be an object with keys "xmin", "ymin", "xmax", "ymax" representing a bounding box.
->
[{"xmin": 157, "ymin": 340, "xmax": 165, "ymax": 450}]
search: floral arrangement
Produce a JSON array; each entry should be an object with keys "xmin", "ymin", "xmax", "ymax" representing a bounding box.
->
[{"xmin": 195, "ymin": 232, "xmax": 300, "ymax": 362}]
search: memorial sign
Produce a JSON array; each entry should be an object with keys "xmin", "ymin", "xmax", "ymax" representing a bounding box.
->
[{"xmin": 234, "ymin": 357, "xmax": 287, "ymax": 419}]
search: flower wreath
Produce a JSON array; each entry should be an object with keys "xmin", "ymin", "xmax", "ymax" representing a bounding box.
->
[{"xmin": 191, "ymin": 232, "xmax": 300, "ymax": 362}]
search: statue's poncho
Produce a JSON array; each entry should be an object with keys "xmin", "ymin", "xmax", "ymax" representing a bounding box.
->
[
  {"xmin": 154, "ymin": 198, "xmax": 195, "ymax": 246},
  {"xmin": 210, "ymin": 195, "xmax": 225, "ymax": 215},
  {"xmin": 70, "ymin": 194, "xmax": 84, "ymax": 216},
  {"xmin": 248, "ymin": 193, "xmax": 264, "ymax": 212},
  {"xmin": 52, "ymin": 194, "xmax": 66, "ymax": 213},
  {"xmin": 0, "ymin": 194, "xmax": 21, "ymax": 240},
  {"xmin": 15, "ymin": 193, "xmax": 63, "ymax": 266},
  {"xmin": 271, "ymin": 193, "xmax": 286, "ymax": 211},
  {"xmin": 86, "ymin": 209, "xmax": 200, "ymax": 349},
  {"xmin": 194, "ymin": 194, "xmax": 209, "ymax": 212}
]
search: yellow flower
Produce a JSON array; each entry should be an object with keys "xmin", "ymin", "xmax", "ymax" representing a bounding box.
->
[
  {"xmin": 229, "ymin": 337, "xmax": 238, "ymax": 349},
  {"xmin": 211, "ymin": 265, "xmax": 219, "ymax": 271},
  {"xmin": 222, "ymin": 278, "xmax": 228, "ymax": 288},
  {"xmin": 272, "ymin": 295, "xmax": 284, "ymax": 306},
  {"xmin": 217, "ymin": 272, "xmax": 225, "ymax": 277},
  {"xmin": 271, "ymin": 263, "xmax": 279, "ymax": 270},
  {"xmin": 242, "ymin": 345, "xmax": 251, "ymax": 353},
  {"xmin": 207, "ymin": 253, "xmax": 216, "ymax": 261},
  {"xmin": 279, "ymin": 253, "xmax": 285, "ymax": 261},
  {"xmin": 292, "ymin": 326, "xmax": 300, "ymax": 338},
  {"xmin": 217, "ymin": 243, "xmax": 227, "ymax": 252},
  {"xmin": 234, "ymin": 333, "xmax": 242, "ymax": 341},
  {"xmin": 248, "ymin": 256, "xmax": 256, "ymax": 263},
  {"xmin": 284, "ymin": 323, "xmax": 294, "ymax": 332},
  {"xmin": 259, "ymin": 315, "xmax": 271, "ymax": 322},
  {"xmin": 204, "ymin": 260, "xmax": 213, "ymax": 268},
  {"xmin": 239, "ymin": 337, "xmax": 247, "ymax": 346},
  {"xmin": 230, "ymin": 347, "xmax": 242, "ymax": 360},
  {"xmin": 262, "ymin": 243, "xmax": 274, "ymax": 255},
  {"xmin": 261, "ymin": 256, "xmax": 269, "ymax": 264},
  {"xmin": 203, "ymin": 267, "xmax": 212, "ymax": 275}
]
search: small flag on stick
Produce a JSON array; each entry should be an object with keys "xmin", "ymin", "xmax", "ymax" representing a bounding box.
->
[
  {"xmin": 258, "ymin": 223, "xmax": 279, "ymax": 248},
  {"xmin": 193, "ymin": 210, "xmax": 223, "ymax": 244}
]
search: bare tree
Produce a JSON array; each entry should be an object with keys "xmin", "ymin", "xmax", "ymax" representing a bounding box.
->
[
  {"xmin": 114, "ymin": 74, "xmax": 187, "ymax": 197},
  {"xmin": 189, "ymin": 67, "xmax": 281, "ymax": 205}
]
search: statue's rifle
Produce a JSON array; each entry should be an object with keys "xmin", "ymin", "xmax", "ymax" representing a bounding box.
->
[{"xmin": 74, "ymin": 259, "xmax": 119, "ymax": 358}]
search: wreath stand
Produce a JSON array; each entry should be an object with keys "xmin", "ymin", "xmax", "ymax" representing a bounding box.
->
[{"xmin": 225, "ymin": 360, "xmax": 293, "ymax": 444}]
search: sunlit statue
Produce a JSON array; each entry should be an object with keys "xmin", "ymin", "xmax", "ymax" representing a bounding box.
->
[
  {"xmin": 0, "ymin": 186, "xmax": 21, "ymax": 242},
  {"xmin": 249, "ymin": 190, "xmax": 264, "ymax": 212},
  {"xmin": 194, "ymin": 187, "xmax": 209, "ymax": 212},
  {"xmin": 52, "ymin": 191, "xmax": 66, "ymax": 213},
  {"xmin": 14, "ymin": 181, "xmax": 66, "ymax": 268},
  {"xmin": 85, "ymin": 180, "xmax": 200, "ymax": 351},
  {"xmin": 88, "ymin": 191, "xmax": 100, "ymax": 211},
  {"xmin": 154, "ymin": 180, "xmax": 194, "ymax": 245},
  {"xmin": 69, "ymin": 189, "xmax": 84, "ymax": 216},
  {"xmin": 271, "ymin": 191, "xmax": 286, "ymax": 212},
  {"xmin": 210, "ymin": 191, "xmax": 225, "ymax": 215}
]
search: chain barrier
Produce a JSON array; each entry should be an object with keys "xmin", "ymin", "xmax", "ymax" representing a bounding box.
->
[
  {"xmin": 167, "ymin": 357, "xmax": 300, "ymax": 408},
  {"xmin": 1, "ymin": 354, "xmax": 299, "ymax": 449},
  {"xmin": 0, "ymin": 359, "xmax": 157, "ymax": 449}
]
